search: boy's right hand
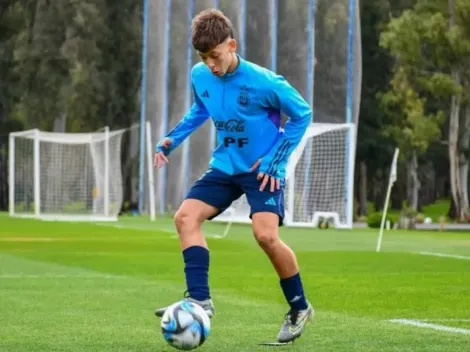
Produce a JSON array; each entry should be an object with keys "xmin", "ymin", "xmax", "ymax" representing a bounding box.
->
[{"xmin": 154, "ymin": 138, "xmax": 172, "ymax": 168}]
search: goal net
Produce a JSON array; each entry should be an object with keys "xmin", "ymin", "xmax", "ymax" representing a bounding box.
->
[
  {"xmin": 214, "ymin": 123, "xmax": 356, "ymax": 229},
  {"xmin": 9, "ymin": 128, "xmax": 129, "ymax": 222}
]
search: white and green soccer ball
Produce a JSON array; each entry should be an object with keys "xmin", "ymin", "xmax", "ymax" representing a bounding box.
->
[{"xmin": 161, "ymin": 300, "xmax": 211, "ymax": 350}]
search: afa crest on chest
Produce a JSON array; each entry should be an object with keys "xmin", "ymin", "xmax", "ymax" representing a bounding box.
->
[
  {"xmin": 237, "ymin": 85, "xmax": 251, "ymax": 107},
  {"xmin": 230, "ymin": 84, "xmax": 262, "ymax": 117}
]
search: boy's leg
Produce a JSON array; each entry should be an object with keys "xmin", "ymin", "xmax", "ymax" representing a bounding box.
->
[
  {"xmin": 175, "ymin": 199, "xmax": 218, "ymax": 302},
  {"xmin": 154, "ymin": 198, "xmax": 218, "ymax": 317},
  {"xmin": 251, "ymin": 212, "xmax": 307, "ymax": 306},
  {"xmin": 239, "ymin": 174, "xmax": 313, "ymax": 342},
  {"xmin": 155, "ymin": 168, "xmax": 243, "ymax": 317}
]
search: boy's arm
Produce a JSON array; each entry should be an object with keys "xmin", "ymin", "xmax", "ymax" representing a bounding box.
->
[
  {"xmin": 156, "ymin": 85, "xmax": 210, "ymax": 156},
  {"xmin": 259, "ymin": 75, "xmax": 312, "ymax": 179}
]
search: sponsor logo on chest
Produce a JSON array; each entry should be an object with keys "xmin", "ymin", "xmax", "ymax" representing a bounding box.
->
[{"xmin": 214, "ymin": 119, "xmax": 245, "ymax": 132}]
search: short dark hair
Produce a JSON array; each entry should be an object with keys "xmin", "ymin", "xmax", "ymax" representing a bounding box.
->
[{"xmin": 191, "ymin": 9, "xmax": 234, "ymax": 52}]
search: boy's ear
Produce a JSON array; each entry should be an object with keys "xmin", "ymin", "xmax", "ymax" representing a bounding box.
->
[{"xmin": 228, "ymin": 38, "xmax": 237, "ymax": 53}]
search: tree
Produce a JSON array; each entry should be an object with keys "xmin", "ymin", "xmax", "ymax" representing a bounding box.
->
[
  {"xmin": 446, "ymin": 0, "xmax": 470, "ymax": 220},
  {"xmin": 356, "ymin": 0, "xmax": 397, "ymax": 216},
  {"xmin": 380, "ymin": 0, "xmax": 470, "ymax": 219},
  {"xmin": 0, "ymin": 0, "xmax": 143, "ymax": 211},
  {"xmin": 379, "ymin": 66, "xmax": 443, "ymax": 210}
]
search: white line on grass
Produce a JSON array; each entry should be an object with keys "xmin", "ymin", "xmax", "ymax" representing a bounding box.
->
[
  {"xmin": 97, "ymin": 223, "xmax": 226, "ymax": 238},
  {"xmin": 170, "ymin": 234, "xmax": 225, "ymax": 239},
  {"xmin": 95, "ymin": 222, "xmax": 176, "ymax": 234},
  {"xmin": 389, "ymin": 319, "xmax": 470, "ymax": 335},
  {"xmin": 0, "ymin": 274, "xmax": 120, "ymax": 279},
  {"xmin": 415, "ymin": 252, "xmax": 470, "ymax": 261},
  {"xmin": 420, "ymin": 319, "xmax": 470, "ymax": 322}
]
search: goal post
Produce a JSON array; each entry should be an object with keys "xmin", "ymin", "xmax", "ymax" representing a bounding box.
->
[
  {"xmin": 8, "ymin": 125, "xmax": 156, "ymax": 222},
  {"xmin": 9, "ymin": 128, "xmax": 119, "ymax": 221},
  {"xmin": 145, "ymin": 120, "xmax": 156, "ymax": 222},
  {"xmin": 213, "ymin": 122, "xmax": 357, "ymax": 231}
]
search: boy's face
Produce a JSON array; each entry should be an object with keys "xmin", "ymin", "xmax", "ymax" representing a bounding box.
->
[{"xmin": 197, "ymin": 38, "xmax": 237, "ymax": 76}]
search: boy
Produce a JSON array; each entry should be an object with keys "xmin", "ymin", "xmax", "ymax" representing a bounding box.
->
[{"xmin": 154, "ymin": 9, "xmax": 313, "ymax": 343}]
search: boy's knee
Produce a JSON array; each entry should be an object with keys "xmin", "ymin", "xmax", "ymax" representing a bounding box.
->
[
  {"xmin": 174, "ymin": 210, "xmax": 201, "ymax": 234},
  {"xmin": 254, "ymin": 232, "xmax": 278, "ymax": 251},
  {"xmin": 252, "ymin": 212, "xmax": 280, "ymax": 251}
]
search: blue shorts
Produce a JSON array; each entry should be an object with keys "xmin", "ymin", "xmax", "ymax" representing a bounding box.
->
[{"xmin": 186, "ymin": 168, "xmax": 285, "ymax": 226}]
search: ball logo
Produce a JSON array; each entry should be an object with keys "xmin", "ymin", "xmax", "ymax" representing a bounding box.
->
[{"xmin": 161, "ymin": 301, "xmax": 211, "ymax": 350}]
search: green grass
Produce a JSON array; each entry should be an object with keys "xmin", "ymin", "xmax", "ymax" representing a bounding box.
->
[{"xmin": 0, "ymin": 214, "xmax": 469, "ymax": 351}]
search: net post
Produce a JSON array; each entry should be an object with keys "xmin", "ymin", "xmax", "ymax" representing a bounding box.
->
[
  {"xmin": 104, "ymin": 126, "xmax": 110, "ymax": 217},
  {"xmin": 270, "ymin": 0, "xmax": 278, "ymax": 71},
  {"xmin": 89, "ymin": 133, "xmax": 98, "ymax": 215},
  {"xmin": 8, "ymin": 134, "xmax": 15, "ymax": 216},
  {"xmin": 138, "ymin": 0, "xmax": 149, "ymax": 214},
  {"xmin": 346, "ymin": 123, "xmax": 357, "ymax": 228},
  {"xmin": 239, "ymin": 0, "xmax": 246, "ymax": 57},
  {"xmin": 158, "ymin": 0, "xmax": 172, "ymax": 215},
  {"xmin": 307, "ymin": 0, "xmax": 315, "ymax": 105},
  {"xmin": 301, "ymin": 0, "xmax": 315, "ymax": 214},
  {"xmin": 209, "ymin": 0, "xmax": 219, "ymax": 150},
  {"xmin": 345, "ymin": 0, "xmax": 358, "ymax": 229},
  {"xmin": 34, "ymin": 129, "xmax": 40, "ymax": 218},
  {"xmin": 287, "ymin": 170, "xmax": 295, "ymax": 225},
  {"xmin": 146, "ymin": 121, "xmax": 156, "ymax": 221},
  {"xmin": 182, "ymin": 0, "xmax": 195, "ymax": 197}
]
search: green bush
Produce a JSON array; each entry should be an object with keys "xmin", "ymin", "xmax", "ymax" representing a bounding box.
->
[
  {"xmin": 357, "ymin": 215, "xmax": 367, "ymax": 223},
  {"xmin": 367, "ymin": 212, "xmax": 394, "ymax": 228},
  {"xmin": 415, "ymin": 213, "xmax": 425, "ymax": 224}
]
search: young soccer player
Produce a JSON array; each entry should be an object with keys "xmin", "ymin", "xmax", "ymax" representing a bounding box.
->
[{"xmin": 154, "ymin": 9, "xmax": 313, "ymax": 343}]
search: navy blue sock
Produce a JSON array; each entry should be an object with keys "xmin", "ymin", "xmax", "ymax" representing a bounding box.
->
[
  {"xmin": 183, "ymin": 246, "xmax": 210, "ymax": 301},
  {"xmin": 280, "ymin": 273, "xmax": 308, "ymax": 311}
]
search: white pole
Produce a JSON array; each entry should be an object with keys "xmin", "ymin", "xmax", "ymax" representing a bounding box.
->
[
  {"xmin": 104, "ymin": 126, "xmax": 110, "ymax": 217},
  {"xmin": 9, "ymin": 134, "xmax": 15, "ymax": 216},
  {"xmin": 146, "ymin": 121, "xmax": 156, "ymax": 221},
  {"xmin": 34, "ymin": 129, "xmax": 40, "ymax": 217},
  {"xmin": 376, "ymin": 181, "xmax": 393, "ymax": 252},
  {"xmin": 89, "ymin": 134, "xmax": 98, "ymax": 215},
  {"xmin": 346, "ymin": 123, "xmax": 357, "ymax": 229},
  {"xmin": 376, "ymin": 148, "xmax": 399, "ymax": 252},
  {"xmin": 287, "ymin": 170, "xmax": 296, "ymax": 225}
]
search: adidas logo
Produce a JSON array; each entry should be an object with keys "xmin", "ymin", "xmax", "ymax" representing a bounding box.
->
[
  {"xmin": 265, "ymin": 197, "xmax": 276, "ymax": 206},
  {"xmin": 201, "ymin": 90, "xmax": 209, "ymax": 98},
  {"xmin": 289, "ymin": 295, "xmax": 302, "ymax": 303}
]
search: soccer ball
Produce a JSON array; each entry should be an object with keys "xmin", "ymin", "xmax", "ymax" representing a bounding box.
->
[{"xmin": 161, "ymin": 300, "xmax": 211, "ymax": 350}]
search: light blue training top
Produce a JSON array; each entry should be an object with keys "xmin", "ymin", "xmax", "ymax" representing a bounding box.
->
[{"xmin": 157, "ymin": 56, "xmax": 311, "ymax": 179}]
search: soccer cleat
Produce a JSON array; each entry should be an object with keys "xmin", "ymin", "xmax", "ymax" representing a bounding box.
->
[
  {"xmin": 155, "ymin": 296, "xmax": 215, "ymax": 318},
  {"xmin": 277, "ymin": 302, "xmax": 314, "ymax": 343}
]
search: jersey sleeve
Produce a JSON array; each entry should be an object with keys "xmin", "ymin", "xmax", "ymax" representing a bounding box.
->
[
  {"xmin": 156, "ymin": 84, "xmax": 210, "ymax": 156},
  {"xmin": 259, "ymin": 74, "xmax": 312, "ymax": 179}
]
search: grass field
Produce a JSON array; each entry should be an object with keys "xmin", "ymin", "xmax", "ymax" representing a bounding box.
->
[{"xmin": 0, "ymin": 213, "xmax": 469, "ymax": 351}]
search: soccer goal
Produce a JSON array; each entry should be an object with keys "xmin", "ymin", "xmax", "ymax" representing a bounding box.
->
[
  {"xmin": 8, "ymin": 124, "xmax": 156, "ymax": 222},
  {"xmin": 214, "ymin": 123, "xmax": 357, "ymax": 230}
]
